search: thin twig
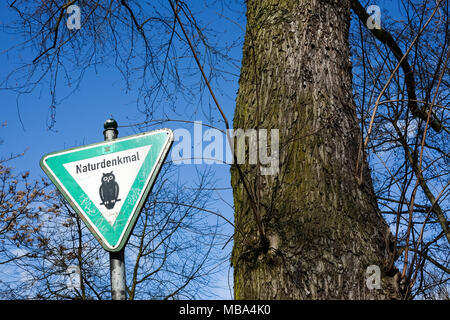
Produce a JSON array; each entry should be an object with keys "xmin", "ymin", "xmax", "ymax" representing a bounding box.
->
[{"xmin": 167, "ymin": 0, "xmax": 266, "ymax": 244}]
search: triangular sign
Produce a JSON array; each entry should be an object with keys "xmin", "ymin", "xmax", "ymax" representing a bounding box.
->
[{"xmin": 40, "ymin": 129, "xmax": 174, "ymax": 252}]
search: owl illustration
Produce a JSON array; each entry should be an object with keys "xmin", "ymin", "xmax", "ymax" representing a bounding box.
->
[{"xmin": 99, "ymin": 172, "xmax": 121, "ymax": 210}]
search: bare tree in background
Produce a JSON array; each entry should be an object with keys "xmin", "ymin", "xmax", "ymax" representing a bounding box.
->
[
  {"xmin": 0, "ymin": 140, "xmax": 56, "ymax": 298},
  {"xmin": 2, "ymin": 0, "xmax": 241, "ymax": 129},
  {"xmin": 350, "ymin": 0, "xmax": 449, "ymax": 298},
  {"xmin": 0, "ymin": 161, "xmax": 227, "ymax": 300},
  {"xmin": 1, "ymin": 0, "xmax": 237, "ymax": 299}
]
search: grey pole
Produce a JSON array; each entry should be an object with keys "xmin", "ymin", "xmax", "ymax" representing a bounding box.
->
[{"xmin": 103, "ymin": 118, "xmax": 127, "ymax": 300}]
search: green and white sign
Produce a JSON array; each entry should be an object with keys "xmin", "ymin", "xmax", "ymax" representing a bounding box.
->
[{"xmin": 40, "ymin": 129, "xmax": 174, "ymax": 252}]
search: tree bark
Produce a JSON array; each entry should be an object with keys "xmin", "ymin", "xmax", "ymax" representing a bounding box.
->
[{"xmin": 231, "ymin": 0, "xmax": 403, "ymax": 299}]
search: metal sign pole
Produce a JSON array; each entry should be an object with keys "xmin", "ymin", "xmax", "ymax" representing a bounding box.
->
[
  {"xmin": 109, "ymin": 249, "xmax": 127, "ymax": 300},
  {"xmin": 103, "ymin": 118, "xmax": 127, "ymax": 300}
]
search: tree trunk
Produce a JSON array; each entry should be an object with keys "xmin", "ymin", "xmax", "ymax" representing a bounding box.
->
[{"xmin": 231, "ymin": 0, "xmax": 402, "ymax": 299}]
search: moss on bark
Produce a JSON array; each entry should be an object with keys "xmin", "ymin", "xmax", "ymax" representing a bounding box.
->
[{"xmin": 231, "ymin": 0, "xmax": 402, "ymax": 299}]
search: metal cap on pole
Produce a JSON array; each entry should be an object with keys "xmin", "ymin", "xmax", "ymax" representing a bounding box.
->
[
  {"xmin": 104, "ymin": 118, "xmax": 127, "ymax": 300},
  {"xmin": 103, "ymin": 118, "xmax": 119, "ymax": 141}
]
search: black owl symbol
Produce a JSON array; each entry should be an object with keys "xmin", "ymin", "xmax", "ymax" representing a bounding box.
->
[{"xmin": 99, "ymin": 172, "xmax": 121, "ymax": 210}]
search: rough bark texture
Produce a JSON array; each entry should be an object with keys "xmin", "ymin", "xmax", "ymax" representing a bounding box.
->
[{"xmin": 231, "ymin": 0, "xmax": 402, "ymax": 299}]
